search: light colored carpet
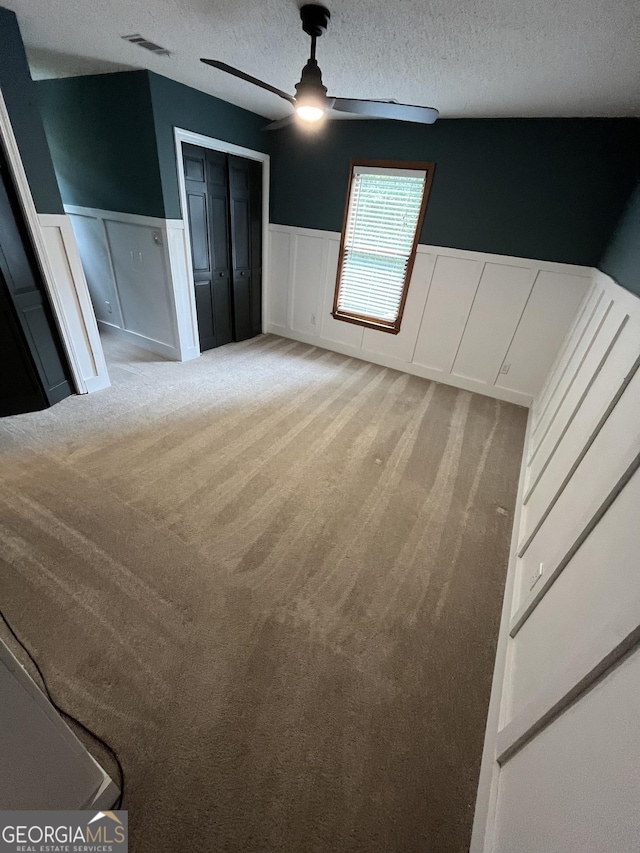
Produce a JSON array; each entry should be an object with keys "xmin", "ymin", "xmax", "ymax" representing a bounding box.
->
[{"xmin": 0, "ymin": 332, "xmax": 527, "ymax": 852}]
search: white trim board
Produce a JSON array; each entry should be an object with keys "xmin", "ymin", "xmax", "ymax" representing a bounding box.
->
[
  {"xmin": 518, "ymin": 361, "xmax": 640, "ymax": 562},
  {"xmin": 529, "ymin": 284, "xmax": 604, "ymax": 441},
  {"xmin": 173, "ymin": 127, "xmax": 271, "ymax": 352},
  {"xmin": 0, "ymin": 639, "xmax": 120, "ymax": 810},
  {"xmin": 163, "ymin": 218, "xmax": 199, "ymax": 361},
  {"xmin": 509, "ymin": 451, "xmax": 640, "ymax": 638},
  {"xmin": 497, "ymin": 592, "xmax": 640, "ymax": 765},
  {"xmin": 523, "ymin": 306, "xmax": 626, "ymax": 499},
  {"xmin": 97, "ymin": 321, "xmax": 177, "ymax": 360},
  {"xmin": 38, "ymin": 214, "xmax": 110, "ymax": 393}
]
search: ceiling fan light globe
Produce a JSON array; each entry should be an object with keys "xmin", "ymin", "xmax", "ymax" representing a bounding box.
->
[{"xmin": 296, "ymin": 104, "xmax": 325, "ymax": 121}]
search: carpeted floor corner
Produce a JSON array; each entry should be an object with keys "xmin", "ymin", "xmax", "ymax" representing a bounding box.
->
[{"xmin": 0, "ymin": 332, "xmax": 527, "ymax": 852}]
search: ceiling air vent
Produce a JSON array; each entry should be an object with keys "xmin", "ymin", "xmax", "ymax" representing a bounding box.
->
[{"xmin": 121, "ymin": 34, "xmax": 171, "ymax": 56}]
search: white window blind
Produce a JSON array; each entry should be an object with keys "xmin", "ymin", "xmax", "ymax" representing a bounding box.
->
[{"xmin": 335, "ymin": 166, "xmax": 427, "ymax": 328}]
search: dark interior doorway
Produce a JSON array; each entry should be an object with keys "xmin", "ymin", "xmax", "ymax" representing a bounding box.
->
[
  {"xmin": 182, "ymin": 144, "xmax": 262, "ymax": 352},
  {"xmin": 0, "ymin": 144, "xmax": 72, "ymax": 417}
]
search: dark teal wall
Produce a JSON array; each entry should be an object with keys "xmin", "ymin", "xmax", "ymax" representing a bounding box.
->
[
  {"xmin": 270, "ymin": 118, "xmax": 640, "ymax": 266},
  {"xmin": 598, "ymin": 183, "xmax": 640, "ymax": 297},
  {"xmin": 36, "ymin": 70, "xmax": 269, "ymax": 219},
  {"xmin": 147, "ymin": 72, "xmax": 269, "ymax": 219},
  {"xmin": 36, "ymin": 71, "xmax": 165, "ymax": 217},
  {"xmin": 0, "ymin": 7, "xmax": 63, "ymax": 214},
  {"xmin": 32, "ymin": 57, "xmax": 640, "ymax": 271}
]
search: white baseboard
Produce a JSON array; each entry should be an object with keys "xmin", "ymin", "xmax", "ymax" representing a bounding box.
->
[
  {"xmin": 266, "ymin": 323, "xmax": 532, "ymax": 406},
  {"xmin": 98, "ymin": 321, "xmax": 180, "ymax": 360}
]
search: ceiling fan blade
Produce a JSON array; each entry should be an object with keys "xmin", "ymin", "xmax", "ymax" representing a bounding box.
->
[
  {"xmin": 200, "ymin": 59, "xmax": 295, "ymax": 104},
  {"xmin": 263, "ymin": 115, "xmax": 296, "ymax": 131},
  {"xmin": 330, "ymin": 98, "xmax": 439, "ymax": 124}
]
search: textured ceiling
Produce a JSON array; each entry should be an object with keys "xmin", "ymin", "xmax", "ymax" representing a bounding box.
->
[{"xmin": 5, "ymin": 0, "xmax": 640, "ymax": 119}]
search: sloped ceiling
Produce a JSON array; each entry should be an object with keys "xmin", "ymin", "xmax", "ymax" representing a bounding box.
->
[{"xmin": 4, "ymin": 0, "xmax": 640, "ymax": 119}]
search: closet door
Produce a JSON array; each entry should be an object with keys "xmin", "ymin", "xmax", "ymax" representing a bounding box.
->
[
  {"xmin": 228, "ymin": 155, "xmax": 262, "ymax": 342},
  {"xmin": 183, "ymin": 144, "xmax": 233, "ymax": 351}
]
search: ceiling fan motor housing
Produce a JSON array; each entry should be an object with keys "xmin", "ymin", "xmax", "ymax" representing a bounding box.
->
[
  {"xmin": 295, "ymin": 58, "xmax": 328, "ymax": 102},
  {"xmin": 299, "ymin": 4, "xmax": 331, "ymax": 38}
]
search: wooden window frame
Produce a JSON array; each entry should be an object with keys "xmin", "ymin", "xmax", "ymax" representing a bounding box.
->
[{"xmin": 331, "ymin": 159, "xmax": 435, "ymax": 335}]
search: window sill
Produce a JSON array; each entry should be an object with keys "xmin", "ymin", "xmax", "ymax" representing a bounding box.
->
[{"xmin": 331, "ymin": 311, "xmax": 401, "ymax": 335}]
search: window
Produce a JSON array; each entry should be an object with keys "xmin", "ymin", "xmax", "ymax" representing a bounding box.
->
[{"xmin": 332, "ymin": 160, "xmax": 434, "ymax": 334}]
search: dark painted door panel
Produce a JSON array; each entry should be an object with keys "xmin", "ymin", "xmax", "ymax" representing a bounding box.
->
[
  {"xmin": 0, "ymin": 148, "xmax": 71, "ymax": 415},
  {"xmin": 0, "ymin": 272, "xmax": 47, "ymax": 416},
  {"xmin": 248, "ymin": 158, "xmax": 263, "ymax": 337},
  {"xmin": 183, "ymin": 143, "xmax": 233, "ymax": 351},
  {"xmin": 228, "ymin": 155, "xmax": 262, "ymax": 342}
]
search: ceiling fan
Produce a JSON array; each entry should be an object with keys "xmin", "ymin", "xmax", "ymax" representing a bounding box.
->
[{"xmin": 201, "ymin": 4, "xmax": 439, "ymax": 130}]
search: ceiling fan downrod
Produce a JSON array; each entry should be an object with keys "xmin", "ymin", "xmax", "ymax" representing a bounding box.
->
[{"xmin": 295, "ymin": 5, "xmax": 332, "ymax": 120}]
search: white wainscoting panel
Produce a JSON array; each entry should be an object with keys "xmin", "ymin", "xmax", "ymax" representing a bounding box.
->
[
  {"xmin": 452, "ymin": 263, "xmax": 537, "ymax": 385},
  {"xmin": 38, "ymin": 214, "xmax": 110, "ymax": 393},
  {"xmin": 267, "ymin": 225, "xmax": 591, "ymax": 406},
  {"xmin": 104, "ymin": 219, "xmax": 177, "ymax": 349},
  {"xmin": 413, "ymin": 254, "xmax": 484, "ymax": 372},
  {"xmin": 319, "ymin": 239, "xmax": 364, "ymax": 349},
  {"xmin": 495, "ymin": 271, "xmax": 591, "ymax": 397},
  {"xmin": 67, "ymin": 213, "xmax": 123, "ymax": 328},
  {"xmin": 290, "ymin": 231, "xmax": 326, "ymax": 336},
  {"xmin": 507, "ymin": 468, "xmax": 640, "ymax": 723},
  {"xmin": 66, "ymin": 206, "xmax": 198, "ymax": 362},
  {"xmin": 362, "ymin": 251, "xmax": 436, "ymax": 363},
  {"xmin": 164, "ymin": 221, "xmax": 200, "ymax": 362},
  {"xmin": 268, "ymin": 228, "xmax": 292, "ymax": 330},
  {"xmin": 470, "ymin": 271, "xmax": 640, "ymax": 853},
  {"xmin": 494, "ymin": 647, "xmax": 640, "ymax": 853},
  {"xmin": 528, "ymin": 293, "xmax": 615, "ymax": 466}
]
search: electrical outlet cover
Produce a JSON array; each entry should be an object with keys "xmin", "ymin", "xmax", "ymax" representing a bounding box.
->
[{"xmin": 530, "ymin": 562, "xmax": 544, "ymax": 590}]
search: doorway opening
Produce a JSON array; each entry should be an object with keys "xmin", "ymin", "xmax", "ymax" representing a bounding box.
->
[
  {"xmin": 174, "ymin": 127, "xmax": 270, "ymax": 360},
  {"xmin": 181, "ymin": 144, "xmax": 262, "ymax": 351}
]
